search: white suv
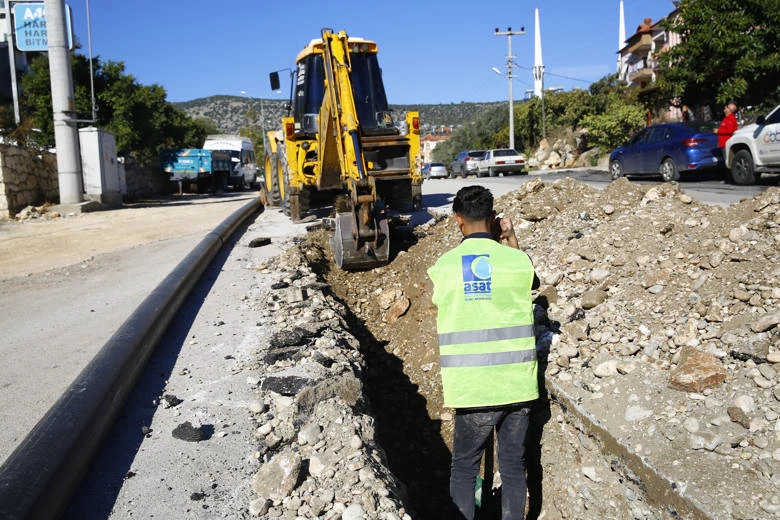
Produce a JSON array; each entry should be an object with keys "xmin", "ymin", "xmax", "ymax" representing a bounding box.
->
[
  {"xmin": 450, "ymin": 150, "xmax": 486, "ymax": 178},
  {"xmin": 724, "ymin": 104, "xmax": 780, "ymax": 185}
]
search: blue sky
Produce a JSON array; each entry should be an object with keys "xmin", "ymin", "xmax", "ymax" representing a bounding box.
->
[{"xmin": 63, "ymin": 0, "xmax": 676, "ymax": 104}]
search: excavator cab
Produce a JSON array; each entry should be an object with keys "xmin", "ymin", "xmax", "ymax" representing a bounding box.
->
[
  {"xmin": 266, "ymin": 29, "xmax": 423, "ymax": 270},
  {"xmin": 291, "ymin": 42, "xmax": 399, "ymax": 138}
]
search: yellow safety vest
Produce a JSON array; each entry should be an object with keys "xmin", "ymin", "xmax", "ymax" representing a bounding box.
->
[{"xmin": 428, "ymin": 237, "xmax": 538, "ymax": 408}]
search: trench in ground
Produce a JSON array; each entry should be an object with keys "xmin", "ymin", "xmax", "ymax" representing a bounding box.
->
[{"xmin": 299, "ymin": 222, "xmax": 697, "ymax": 520}]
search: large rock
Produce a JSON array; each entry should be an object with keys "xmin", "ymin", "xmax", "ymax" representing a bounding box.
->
[
  {"xmin": 668, "ymin": 346, "xmax": 726, "ymax": 393},
  {"xmin": 384, "ymin": 296, "xmax": 410, "ymax": 323},
  {"xmin": 751, "ymin": 311, "xmax": 780, "ymax": 333},
  {"xmin": 250, "ymin": 448, "xmax": 302, "ymax": 503},
  {"xmin": 581, "ymin": 289, "xmax": 607, "ymax": 309}
]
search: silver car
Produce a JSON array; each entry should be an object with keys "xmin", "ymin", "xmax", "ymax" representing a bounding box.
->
[
  {"xmin": 422, "ymin": 162, "xmax": 449, "ymax": 179},
  {"xmin": 450, "ymin": 150, "xmax": 486, "ymax": 178}
]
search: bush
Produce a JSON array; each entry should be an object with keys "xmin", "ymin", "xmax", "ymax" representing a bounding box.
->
[{"xmin": 579, "ymin": 102, "xmax": 646, "ymax": 151}]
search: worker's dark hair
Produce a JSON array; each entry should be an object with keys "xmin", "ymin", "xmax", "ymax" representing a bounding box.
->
[{"xmin": 453, "ymin": 185, "xmax": 494, "ymax": 221}]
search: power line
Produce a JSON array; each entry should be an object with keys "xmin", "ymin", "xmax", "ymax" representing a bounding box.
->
[
  {"xmin": 544, "ymin": 71, "xmax": 592, "ymax": 84},
  {"xmin": 512, "ymin": 63, "xmax": 591, "ymax": 86}
]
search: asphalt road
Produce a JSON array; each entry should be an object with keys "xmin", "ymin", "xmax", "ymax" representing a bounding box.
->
[
  {"xmin": 0, "ymin": 193, "xmax": 260, "ymax": 466},
  {"xmin": 421, "ymin": 167, "xmax": 778, "ymax": 212}
]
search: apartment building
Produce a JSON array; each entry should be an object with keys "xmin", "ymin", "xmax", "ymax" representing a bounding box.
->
[{"xmin": 618, "ymin": 9, "xmax": 681, "ymax": 89}]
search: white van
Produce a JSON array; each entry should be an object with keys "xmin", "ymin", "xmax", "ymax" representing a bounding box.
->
[{"xmin": 202, "ymin": 134, "xmax": 257, "ymax": 190}]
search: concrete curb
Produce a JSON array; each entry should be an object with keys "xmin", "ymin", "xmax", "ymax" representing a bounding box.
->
[
  {"xmin": 0, "ymin": 197, "xmax": 263, "ymax": 520},
  {"xmin": 546, "ymin": 379, "xmax": 710, "ymax": 520}
]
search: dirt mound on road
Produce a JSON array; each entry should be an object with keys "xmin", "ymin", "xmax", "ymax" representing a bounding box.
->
[{"xmin": 304, "ymin": 178, "xmax": 779, "ymax": 519}]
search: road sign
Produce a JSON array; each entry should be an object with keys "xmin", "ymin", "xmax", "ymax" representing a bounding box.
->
[{"xmin": 13, "ymin": 1, "xmax": 73, "ymax": 52}]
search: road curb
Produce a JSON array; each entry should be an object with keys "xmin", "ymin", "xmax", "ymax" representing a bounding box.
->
[
  {"xmin": 0, "ymin": 197, "xmax": 263, "ymax": 520},
  {"xmin": 546, "ymin": 379, "xmax": 711, "ymax": 520}
]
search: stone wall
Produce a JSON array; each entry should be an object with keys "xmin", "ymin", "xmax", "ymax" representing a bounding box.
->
[
  {"xmin": 122, "ymin": 159, "xmax": 171, "ymax": 200},
  {"xmin": 0, "ymin": 145, "xmax": 173, "ymax": 218},
  {"xmin": 0, "ymin": 145, "xmax": 59, "ymax": 219}
]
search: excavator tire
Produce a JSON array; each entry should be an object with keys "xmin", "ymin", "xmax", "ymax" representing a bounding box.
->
[
  {"xmin": 268, "ymin": 152, "xmax": 282, "ymax": 207},
  {"xmin": 330, "ymin": 212, "xmax": 390, "ymax": 270},
  {"xmin": 281, "ymin": 187, "xmax": 290, "ymax": 217}
]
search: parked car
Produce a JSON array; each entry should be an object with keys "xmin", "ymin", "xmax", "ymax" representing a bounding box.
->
[
  {"xmin": 450, "ymin": 150, "xmax": 486, "ymax": 178},
  {"xmin": 609, "ymin": 122, "xmax": 722, "ymax": 182},
  {"xmin": 724, "ymin": 104, "xmax": 780, "ymax": 185},
  {"xmin": 476, "ymin": 149, "xmax": 527, "ymax": 177},
  {"xmin": 422, "ymin": 162, "xmax": 448, "ymax": 179}
]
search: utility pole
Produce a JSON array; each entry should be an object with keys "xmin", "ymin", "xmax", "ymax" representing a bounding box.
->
[
  {"xmin": 4, "ymin": 1, "xmax": 21, "ymax": 124},
  {"xmin": 494, "ymin": 26, "xmax": 525, "ymax": 151},
  {"xmin": 45, "ymin": 0, "xmax": 83, "ymax": 204}
]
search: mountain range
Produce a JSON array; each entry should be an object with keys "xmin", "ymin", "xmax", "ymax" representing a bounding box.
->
[{"xmin": 173, "ymin": 96, "xmax": 504, "ymax": 136}]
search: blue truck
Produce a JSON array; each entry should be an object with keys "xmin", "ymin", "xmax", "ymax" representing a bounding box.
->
[{"xmin": 159, "ymin": 148, "xmax": 232, "ymax": 193}]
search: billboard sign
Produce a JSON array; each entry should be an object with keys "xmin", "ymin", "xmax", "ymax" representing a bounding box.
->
[{"xmin": 13, "ymin": 2, "xmax": 73, "ymax": 52}]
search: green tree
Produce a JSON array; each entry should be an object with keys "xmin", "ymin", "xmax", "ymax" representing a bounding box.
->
[
  {"xmin": 657, "ymin": 0, "xmax": 780, "ymax": 110},
  {"xmin": 580, "ymin": 101, "xmax": 646, "ymax": 151},
  {"xmin": 433, "ymin": 73, "xmax": 645, "ymax": 165},
  {"xmin": 20, "ymin": 53, "xmax": 215, "ymax": 164}
]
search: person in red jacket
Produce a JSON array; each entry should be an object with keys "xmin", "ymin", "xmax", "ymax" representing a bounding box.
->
[{"xmin": 717, "ymin": 102, "xmax": 738, "ymax": 148}]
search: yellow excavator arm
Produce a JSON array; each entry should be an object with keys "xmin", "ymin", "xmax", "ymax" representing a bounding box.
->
[
  {"xmin": 320, "ymin": 29, "xmax": 367, "ymax": 186},
  {"xmin": 266, "ymin": 28, "xmax": 422, "ymax": 270}
]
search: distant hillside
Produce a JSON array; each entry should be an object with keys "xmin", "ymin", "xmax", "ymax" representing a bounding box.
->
[{"xmin": 174, "ymin": 95, "xmax": 503, "ymax": 135}]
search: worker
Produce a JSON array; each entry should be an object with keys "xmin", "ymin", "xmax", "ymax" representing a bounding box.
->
[
  {"xmin": 717, "ymin": 102, "xmax": 739, "ymax": 148},
  {"xmin": 427, "ymin": 185, "xmax": 539, "ymax": 520}
]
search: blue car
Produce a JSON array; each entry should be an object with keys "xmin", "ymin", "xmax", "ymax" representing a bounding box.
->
[{"xmin": 609, "ymin": 122, "xmax": 723, "ymax": 182}]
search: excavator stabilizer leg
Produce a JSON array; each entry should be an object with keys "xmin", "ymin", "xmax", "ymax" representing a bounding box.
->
[{"xmin": 331, "ymin": 212, "xmax": 390, "ymax": 270}]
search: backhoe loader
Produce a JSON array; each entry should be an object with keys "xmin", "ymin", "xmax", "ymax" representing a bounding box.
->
[{"xmin": 262, "ymin": 28, "xmax": 423, "ymax": 270}]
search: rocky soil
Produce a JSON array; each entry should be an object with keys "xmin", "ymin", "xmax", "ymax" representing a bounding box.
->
[{"xmin": 242, "ymin": 178, "xmax": 778, "ymax": 519}]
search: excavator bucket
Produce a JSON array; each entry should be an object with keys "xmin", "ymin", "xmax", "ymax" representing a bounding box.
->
[{"xmin": 330, "ymin": 213, "xmax": 390, "ymax": 270}]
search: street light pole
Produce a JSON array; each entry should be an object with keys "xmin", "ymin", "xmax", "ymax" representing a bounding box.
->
[{"xmin": 495, "ymin": 26, "xmax": 525, "ymax": 150}]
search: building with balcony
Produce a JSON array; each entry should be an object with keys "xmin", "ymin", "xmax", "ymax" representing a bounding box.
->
[{"xmin": 618, "ymin": 10, "xmax": 681, "ymax": 89}]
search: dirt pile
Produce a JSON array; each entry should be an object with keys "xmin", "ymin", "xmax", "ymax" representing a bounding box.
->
[{"xmin": 301, "ymin": 178, "xmax": 779, "ymax": 519}]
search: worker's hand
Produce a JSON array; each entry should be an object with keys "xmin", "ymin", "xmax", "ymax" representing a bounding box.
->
[
  {"xmin": 495, "ymin": 215, "xmax": 519, "ymax": 249},
  {"xmin": 500, "ymin": 217, "xmax": 519, "ymax": 249},
  {"xmin": 498, "ymin": 216, "xmax": 514, "ymax": 237}
]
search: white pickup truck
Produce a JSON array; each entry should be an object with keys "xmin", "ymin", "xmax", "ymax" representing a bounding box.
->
[{"xmin": 724, "ymin": 104, "xmax": 780, "ymax": 185}]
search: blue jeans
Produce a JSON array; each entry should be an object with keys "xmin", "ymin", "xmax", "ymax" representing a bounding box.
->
[{"xmin": 450, "ymin": 405, "xmax": 532, "ymax": 520}]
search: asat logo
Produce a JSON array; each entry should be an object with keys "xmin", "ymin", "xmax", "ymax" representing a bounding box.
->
[
  {"xmin": 461, "ymin": 254, "xmax": 492, "ymax": 300},
  {"xmin": 764, "ymin": 130, "xmax": 780, "ymax": 144}
]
